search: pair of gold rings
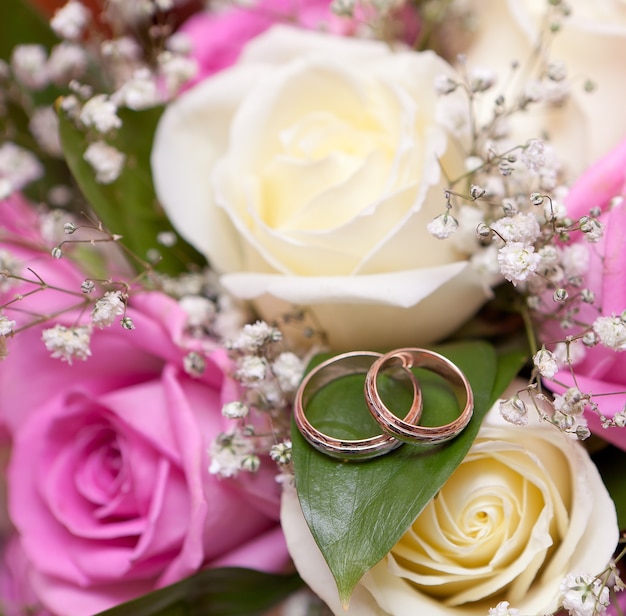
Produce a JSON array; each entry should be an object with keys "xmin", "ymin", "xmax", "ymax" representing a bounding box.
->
[{"xmin": 294, "ymin": 348, "xmax": 474, "ymax": 460}]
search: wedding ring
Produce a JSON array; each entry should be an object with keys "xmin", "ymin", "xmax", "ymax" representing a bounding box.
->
[
  {"xmin": 364, "ymin": 348, "xmax": 473, "ymax": 445},
  {"xmin": 294, "ymin": 351, "xmax": 423, "ymax": 460}
]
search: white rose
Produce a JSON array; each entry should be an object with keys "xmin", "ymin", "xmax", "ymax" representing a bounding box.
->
[
  {"xmin": 463, "ymin": 0, "xmax": 626, "ymax": 170},
  {"xmin": 151, "ymin": 25, "xmax": 487, "ymax": 350},
  {"xmin": 281, "ymin": 386, "xmax": 618, "ymax": 615}
]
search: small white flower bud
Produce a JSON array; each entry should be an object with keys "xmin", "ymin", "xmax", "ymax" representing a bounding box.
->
[
  {"xmin": 499, "ymin": 395, "xmax": 528, "ymax": 426},
  {"xmin": 533, "ymin": 347, "xmax": 558, "ymax": 379},
  {"xmin": 470, "ymin": 185, "xmax": 486, "ymax": 199},
  {"xmin": 427, "ymin": 212, "xmax": 458, "ymax": 239},
  {"xmin": 553, "ymin": 288, "xmax": 568, "ymax": 302},
  {"xmin": 270, "ymin": 440, "xmax": 293, "ymax": 465},
  {"xmin": 221, "ymin": 401, "xmax": 249, "ymax": 419},
  {"xmin": 580, "ymin": 289, "xmax": 595, "ymax": 304},
  {"xmin": 241, "ymin": 455, "xmax": 261, "ymax": 473},
  {"xmin": 183, "ymin": 351, "xmax": 205, "ymax": 377},
  {"xmin": 51, "ymin": 246, "xmax": 63, "ymax": 259}
]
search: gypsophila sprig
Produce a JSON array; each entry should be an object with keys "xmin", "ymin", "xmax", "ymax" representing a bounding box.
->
[
  {"xmin": 560, "ymin": 572, "xmax": 610, "ymax": 616},
  {"xmin": 41, "ymin": 324, "xmax": 92, "ymax": 364},
  {"xmin": 488, "ymin": 602, "xmax": 521, "ymax": 616}
]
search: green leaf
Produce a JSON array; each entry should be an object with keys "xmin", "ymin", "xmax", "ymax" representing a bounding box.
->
[
  {"xmin": 593, "ymin": 445, "xmax": 626, "ymax": 530},
  {"xmin": 58, "ymin": 105, "xmax": 206, "ymax": 276},
  {"xmin": 0, "ymin": 0, "xmax": 58, "ymax": 61},
  {"xmin": 93, "ymin": 568, "xmax": 303, "ymax": 616},
  {"xmin": 292, "ymin": 340, "xmax": 522, "ymax": 606}
]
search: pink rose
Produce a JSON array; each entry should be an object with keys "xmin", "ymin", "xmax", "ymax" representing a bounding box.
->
[
  {"xmin": 180, "ymin": 0, "xmax": 420, "ymax": 87},
  {"xmin": 544, "ymin": 138, "xmax": 626, "ymax": 449},
  {"xmin": 0, "ymin": 199, "xmax": 288, "ymax": 615},
  {"xmin": 0, "ymin": 536, "xmax": 52, "ymax": 616}
]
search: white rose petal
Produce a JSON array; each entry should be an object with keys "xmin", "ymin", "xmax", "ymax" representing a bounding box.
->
[
  {"xmin": 463, "ymin": 0, "xmax": 626, "ymax": 172},
  {"xmin": 151, "ymin": 26, "xmax": 488, "ymax": 349}
]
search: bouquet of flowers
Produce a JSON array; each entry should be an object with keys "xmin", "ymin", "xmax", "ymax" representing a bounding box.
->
[{"xmin": 2, "ymin": 0, "xmax": 626, "ymax": 615}]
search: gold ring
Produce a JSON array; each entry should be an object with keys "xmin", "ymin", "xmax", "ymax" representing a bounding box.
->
[
  {"xmin": 294, "ymin": 351, "xmax": 423, "ymax": 460},
  {"xmin": 364, "ymin": 348, "xmax": 473, "ymax": 445}
]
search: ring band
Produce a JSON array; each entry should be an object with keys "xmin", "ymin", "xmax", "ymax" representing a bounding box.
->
[
  {"xmin": 294, "ymin": 351, "xmax": 423, "ymax": 460},
  {"xmin": 364, "ymin": 348, "xmax": 473, "ymax": 445}
]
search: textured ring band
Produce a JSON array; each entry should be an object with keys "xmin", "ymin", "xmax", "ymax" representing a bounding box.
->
[
  {"xmin": 294, "ymin": 351, "xmax": 423, "ymax": 460},
  {"xmin": 364, "ymin": 348, "xmax": 473, "ymax": 445}
]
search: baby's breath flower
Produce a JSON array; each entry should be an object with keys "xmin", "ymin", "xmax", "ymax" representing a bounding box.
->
[
  {"xmin": 553, "ymin": 387, "xmax": 587, "ymax": 416},
  {"xmin": 156, "ymin": 231, "xmax": 177, "ymax": 247},
  {"xmin": 120, "ymin": 316, "xmax": 135, "ymax": 330},
  {"xmin": 488, "ymin": 601, "xmax": 520, "ymax": 616},
  {"xmin": 81, "ymin": 279, "xmax": 95, "ymax": 293},
  {"xmin": 91, "ymin": 291, "xmax": 125, "ymax": 328},
  {"xmin": 83, "ymin": 141, "xmax": 125, "ymax": 184},
  {"xmin": 41, "ymin": 324, "xmax": 91, "ymax": 363},
  {"xmin": 521, "ymin": 139, "xmax": 545, "ymax": 173},
  {"xmin": 579, "ymin": 216, "xmax": 604, "ymax": 243},
  {"xmin": 0, "ymin": 143, "xmax": 44, "ymax": 190},
  {"xmin": 272, "ymin": 352, "xmax": 305, "ymax": 393},
  {"xmin": 0, "ymin": 316, "xmax": 16, "ymax": 336},
  {"xmin": 498, "ymin": 395, "xmax": 528, "ymax": 426},
  {"xmin": 434, "ymin": 74, "xmax": 458, "ymax": 95},
  {"xmin": 10, "ymin": 44, "xmax": 49, "ymax": 90},
  {"xmin": 241, "ymin": 454, "xmax": 261, "ymax": 473},
  {"xmin": 497, "ymin": 242, "xmax": 541, "ymax": 285},
  {"xmin": 427, "ymin": 212, "xmax": 458, "ymax": 239},
  {"xmin": 112, "ymin": 68, "xmax": 159, "ymax": 110},
  {"xmin": 230, "ymin": 321, "xmax": 282, "ymax": 353},
  {"xmin": 50, "ymin": 0, "xmax": 90, "ymax": 40},
  {"xmin": 79, "ymin": 95, "xmax": 122, "ymax": 133},
  {"xmin": 183, "ymin": 351, "xmax": 205, "ymax": 377},
  {"xmin": 179, "ymin": 295, "xmax": 215, "ymax": 334},
  {"xmin": 593, "ymin": 315, "xmax": 626, "ymax": 351},
  {"xmin": 560, "ymin": 572, "xmax": 610, "ymax": 616},
  {"xmin": 29, "ymin": 106, "xmax": 62, "ymax": 156},
  {"xmin": 468, "ymin": 66, "xmax": 496, "ymax": 92},
  {"xmin": 101, "ymin": 36, "xmax": 142, "ymax": 61},
  {"xmin": 208, "ymin": 429, "xmax": 254, "ymax": 478},
  {"xmin": 48, "ymin": 42, "xmax": 88, "ymax": 85},
  {"xmin": 270, "ymin": 440, "xmax": 292, "ymax": 465},
  {"xmin": 221, "ymin": 400, "xmax": 249, "ymax": 419},
  {"xmin": 236, "ymin": 355, "xmax": 269, "ymax": 383},
  {"xmin": 533, "ymin": 347, "xmax": 559, "ymax": 379},
  {"xmin": 469, "ymin": 184, "xmax": 486, "ymax": 199},
  {"xmin": 158, "ymin": 52, "xmax": 197, "ymax": 96},
  {"xmin": 491, "ymin": 212, "xmax": 541, "ymax": 244}
]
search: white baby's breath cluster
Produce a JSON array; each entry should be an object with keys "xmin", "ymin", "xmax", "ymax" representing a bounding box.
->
[
  {"xmin": 208, "ymin": 321, "xmax": 306, "ymax": 479},
  {"xmin": 0, "ymin": 0, "xmax": 198, "ymax": 196},
  {"xmin": 423, "ymin": 1, "xmax": 626, "ymax": 440},
  {"xmin": 487, "ymin": 560, "xmax": 624, "ymax": 616}
]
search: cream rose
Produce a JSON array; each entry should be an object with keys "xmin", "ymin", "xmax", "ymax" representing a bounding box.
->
[
  {"xmin": 151, "ymin": 25, "xmax": 487, "ymax": 350},
  {"xmin": 281, "ymin": 388, "xmax": 619, "ymax": 615},
  {"xmin": 463, "ymin": 0, "xmax": 626, "ymax": 169}
]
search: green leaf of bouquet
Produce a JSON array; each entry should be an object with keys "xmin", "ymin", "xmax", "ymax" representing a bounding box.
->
[
  {"xmin": 0, "ymin": 0, "xmax": 58, "ymax": 61},
  {"xmin": 593, "ymin": 445, "xmax": 626, "ymax": 530},
  {"xmin": 58, "ymin": 105, "xmax": 206, "ymax": 276},
  {"xmin": 292, "ymin": 340, "xmax": 524, "ymax": 606},
  {"xmin": 94, "ymin": 568, "xmax": 303, "ymax": 616}
]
